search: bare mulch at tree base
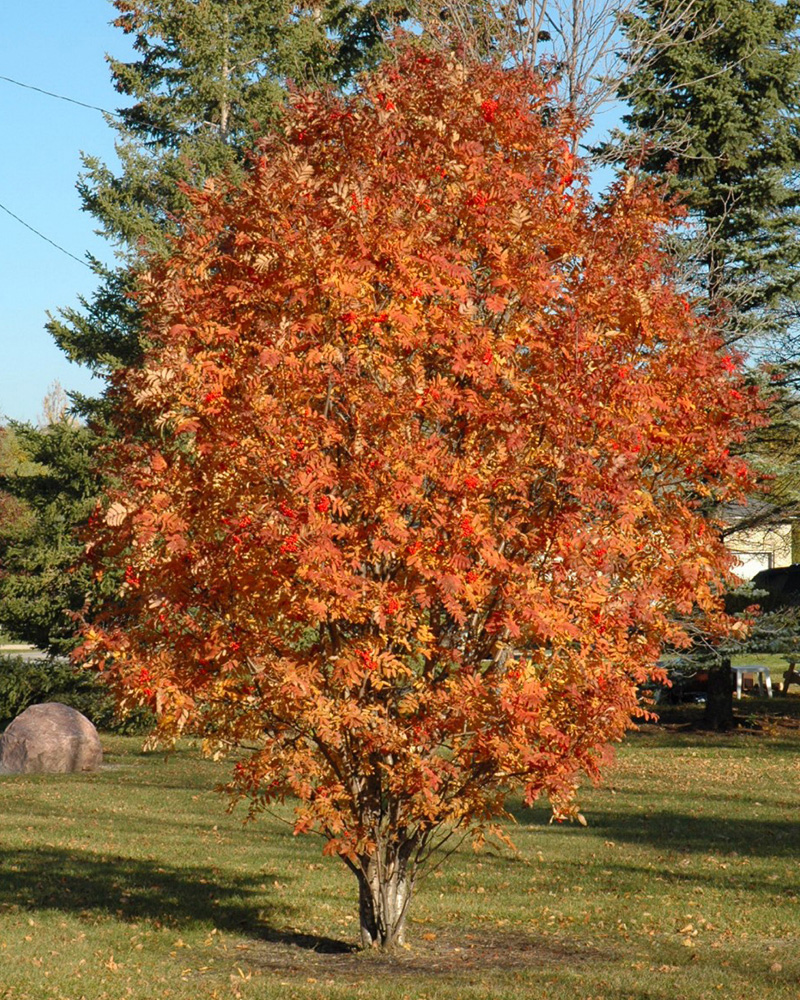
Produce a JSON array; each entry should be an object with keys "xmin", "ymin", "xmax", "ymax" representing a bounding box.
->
[{"xmin": 237, "ymin": 928, "xmax": 609, "ymax": 980}]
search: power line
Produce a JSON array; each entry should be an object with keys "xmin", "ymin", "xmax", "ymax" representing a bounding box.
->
[
  {"xmin": 0, "ymin": 73, "xmax": 175, "ymax": 266},
  {"xmin": 0, "ymin": 200, "xmax": 90, "ymax": 269},
  {"xmin": 0, "ymin": 73, "xmax": 115, "ymax": 117},
  {"xmin": 0, "ymin": 72, "xmax": 220, "ymax": 139},
  {"xmin": 0, "ymin": 74, "xmax": 112, "ymax": 268},
  {"xmin": 0, "ymin": 72, "xmax": 230, "ymax": 266}
]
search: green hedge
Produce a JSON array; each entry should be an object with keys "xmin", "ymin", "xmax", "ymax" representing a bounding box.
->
[{"xmin": 0, "ymin": 655, "xmax": 153, "ymax": 733}]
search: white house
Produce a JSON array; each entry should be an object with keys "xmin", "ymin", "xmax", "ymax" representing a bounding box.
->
[{"xmin": 722, "ymin": 500, "xmax": 799, "ymax": 581}]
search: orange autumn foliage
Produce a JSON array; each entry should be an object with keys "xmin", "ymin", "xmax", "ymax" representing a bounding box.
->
[{"xmin": 78, "ymin": 45, "xmax": 760, "ymax": 947}]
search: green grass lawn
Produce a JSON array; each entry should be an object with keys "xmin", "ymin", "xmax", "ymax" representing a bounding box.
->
[{"xmin": 0, "ymin": 715, "xmax": 798, "ymax": 1000}]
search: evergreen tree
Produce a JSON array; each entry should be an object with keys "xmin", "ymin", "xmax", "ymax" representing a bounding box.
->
[
  {"xmin": 616, "ymin": 0, "xmax": 800, "ymax": 346},
  {"xmin": 613, "ymin": 0, "xmax": 800, "ymax": 719},
  {"xmin": 49, "ymin": 0, "xmax": 404, "ymax": 380},
  {"xmin": 0, "ymin": 420, "xmax": 100, "ymax": 655}
]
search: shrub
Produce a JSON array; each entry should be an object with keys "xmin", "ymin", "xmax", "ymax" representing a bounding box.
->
[{"xmin": 0, "ymin": 655, "xmax": 152, "ymax": 733}]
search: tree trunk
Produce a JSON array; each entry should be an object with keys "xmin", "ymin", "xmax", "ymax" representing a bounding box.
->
[
  {"xmin": 356, "ymin": 847, "xmax": 414, "ymax": 950},
  {"xmin": 704, "ymin": 657, "xmax": 734, "ymax": 730}
]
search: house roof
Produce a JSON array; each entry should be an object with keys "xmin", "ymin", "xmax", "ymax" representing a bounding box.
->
[{"xmin": 719, "ymin": 497, "xmax": 800, "ymax": 537}]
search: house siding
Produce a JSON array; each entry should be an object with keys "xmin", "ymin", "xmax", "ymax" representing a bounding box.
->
[{"xmin": 727, "ymin": 523, "xmax": 793, "ymax": 580}]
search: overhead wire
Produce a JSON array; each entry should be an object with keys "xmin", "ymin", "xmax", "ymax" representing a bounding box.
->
[
  {"xmin": 0, "ymin": 70, "xmax": 231, "ymax": 264},
  {"xmin": 0, "ymin": 71, "xmax": 220, "ymax": 138},
  {"xmin": 0, "ymin": 73, "xmax": 114, "ymax": 116},
  {"xmin": 0, "ymin": 71, "xmax": 185, "ymax": 267},
  {"xmin": 0, "ymin": 73, "xmax": 118, "ymax": 266},
  {"xmin": 0, "ymin": 200, "xmax": 90, "ymax": 269}
]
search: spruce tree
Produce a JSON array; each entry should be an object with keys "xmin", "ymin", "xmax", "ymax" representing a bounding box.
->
[
  {"xmin": 617, "ymin": 0, "xmax": 800, "ymax": 716},
  {"xmin": 49, "ymin": 0, "xmax": 403, "ymax": 379},
  {"xmin": 0, "ymin": 420, "xmax": 100, "ymax": 655},
  {"xmin": 616, "ymin": 0, "xmax": 800, "ymax": 346}
]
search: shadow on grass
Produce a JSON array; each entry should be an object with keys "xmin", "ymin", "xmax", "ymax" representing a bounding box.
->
[
  {"xmin": 0, "ymin": 846, "xmax": 353, "ymax": 953},
  {"xmin": 590, "ymin": 809, "xmax": 800, "ymax": 860},
  {"xmin": 513, "ymin": 805, "xmax": 800, "ymax": 860},
  {"xmin": 630, "ymin": 733, "xmax": 800, "ymax": 752},
  {"xmin": 648, "ymin": 695, "xmax": 800, "ymax": 728}
]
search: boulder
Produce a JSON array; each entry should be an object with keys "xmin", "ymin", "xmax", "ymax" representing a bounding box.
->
[{"xmin": 0, "ymin": 702, "xmax": 103, "ymax": 774}]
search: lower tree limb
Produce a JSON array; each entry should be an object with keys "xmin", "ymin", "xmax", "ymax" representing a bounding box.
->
[{"xmin": 783, "ymin": 662, "xmax": 800, "ymax": 695}]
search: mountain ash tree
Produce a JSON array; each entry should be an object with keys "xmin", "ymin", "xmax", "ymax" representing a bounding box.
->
[{"xmin": 80, "ymin": 47, "xmax": 758, "ymax": 948}]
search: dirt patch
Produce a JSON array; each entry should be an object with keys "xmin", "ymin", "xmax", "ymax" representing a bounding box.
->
[{"xmin": 235, "ymin": 927, "xmax": 609, "ymax": 980}]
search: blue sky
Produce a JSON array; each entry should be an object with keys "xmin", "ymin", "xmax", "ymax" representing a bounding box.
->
[{"xmin": 0, "ymin": 0, "xmax": 133, "ymax": 423}]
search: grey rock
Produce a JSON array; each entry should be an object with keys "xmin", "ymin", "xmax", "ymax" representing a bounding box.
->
[{"xmin": 0, "ymin": 702, "xmax": 103, "ymax": 774}]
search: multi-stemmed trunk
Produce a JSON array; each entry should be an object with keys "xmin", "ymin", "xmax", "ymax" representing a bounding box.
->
[{"xmin": 354, "ymin": 840, "xmax": 416, "ymax": 950}]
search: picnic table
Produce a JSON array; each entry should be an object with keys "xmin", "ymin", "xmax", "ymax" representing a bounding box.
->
[{"xmin": 730, "ymin": 665, "xmax": 772, "ymax": 700}]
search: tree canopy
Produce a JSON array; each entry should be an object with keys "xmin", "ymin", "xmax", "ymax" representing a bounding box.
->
[{"xmin": 78, "ymin": 46, "xmax": 758, "ymax": 948}]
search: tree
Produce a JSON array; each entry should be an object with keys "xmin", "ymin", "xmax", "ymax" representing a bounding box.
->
[
  {"xmin": 24, "ymin": 0, "xmax": 404, "ymax": 645},
  {"xmin": 0, "ymin": 419, "xmax": 100, "ymax": 655},
  {"xmin": 416, "ymin": 0, "xmax": 712, "ymax": 159},
  {"xmin": 615, "ymin": 0, "xmax": 800, "ymax": 347},
  {"xmin": 614, "ymin": 0, "xmax": 800, "ymax": 698},
  {"xmin": 1, "ymin": 0, "xmax": 403, "ymax": 670},
  {"xmin": 78, "ymin": 46, "xmax": 759, "ymax": 949},
  {"xmin": 50, "ymin": 0, "xmax": 406, "ymax": 382}
]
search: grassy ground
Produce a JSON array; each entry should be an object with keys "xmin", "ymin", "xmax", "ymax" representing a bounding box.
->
[{"xmin": 0, "ymin": 705, "xmax": 798, "ymax": 999}]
